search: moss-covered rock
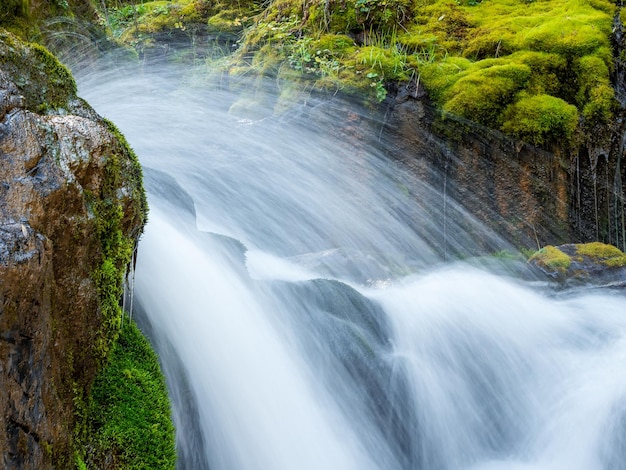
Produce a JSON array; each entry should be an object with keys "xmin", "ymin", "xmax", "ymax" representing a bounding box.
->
[
  {"xmin": 102, "ymin": 0, "xmax": 259, "ymax": 55},
  {"xmin": 528, "ymin": 245, "xmax": 573, "ymax": 277},
  {"xmin": 0, "ymin": 29, "xmax": 76, "ymax": 110},
  {"xmin": 221, "ymin": 0, "xmax": 618, "ymax": 138},
  {"xmin": 528, "ymin": 242, "xmax": 626, "ymax": 284},
  {"xmin": 83, "ymin": 320, "xmax": 176, "ymax": 470},
  {"xmin": 0, "ymin": 30, "xmax": 174, "ymax": 470},
  {"xmin": 501, "ymin": 93, "xmax": 578, "ymax": 145}
]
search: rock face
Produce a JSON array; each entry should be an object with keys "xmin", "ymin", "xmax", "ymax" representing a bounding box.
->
[
  {"xmin": 382, "ymin": 80, "xmax": 626, "ymax": 250},
  {"xmin": 0, "ymin": 32, "xmax": 146, "ymax": 468}
]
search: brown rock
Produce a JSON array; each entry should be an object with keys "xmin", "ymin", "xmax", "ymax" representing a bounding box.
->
[{"xmin": 0, "ymin": 32, "xmax": 146, "ymax": 468}]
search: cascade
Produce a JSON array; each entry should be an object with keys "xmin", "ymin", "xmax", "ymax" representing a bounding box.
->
[{"xmin": 77, "ymin": 59, "xmax": 626, "ymax": 470}]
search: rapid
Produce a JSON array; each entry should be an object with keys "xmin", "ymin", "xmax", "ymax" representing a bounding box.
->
[{"xmin": 76, "ymin": 58, "xmax": 626, "ymax": 470}]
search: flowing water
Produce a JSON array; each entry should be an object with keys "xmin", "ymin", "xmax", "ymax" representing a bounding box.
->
[{"xmin": 76, "ymin": 59, "xmax": 626, "ymax": 470}]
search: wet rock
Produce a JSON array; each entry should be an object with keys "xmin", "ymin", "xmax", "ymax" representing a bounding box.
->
[
  {"xmin": 528, "ymin": 242, "xmax": 626, "ymax": 287},
  {"xmin": 0, "ymin": 32, "xmax": 145, "ymax": 468}
]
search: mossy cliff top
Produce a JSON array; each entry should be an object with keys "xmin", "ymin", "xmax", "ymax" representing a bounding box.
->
[
  {"xmin": 3, "ymin": 0, "xmax": 621, "ymax": 145},
  {"xmin": 102, "ymin": 0, "xmax": 619, "ymax": 146},
  {"xmin": 239, "ymin": 0, "xmax": 617, "ymax": 143}
]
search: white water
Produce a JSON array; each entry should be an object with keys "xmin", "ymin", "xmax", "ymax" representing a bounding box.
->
[{"xmin": 77, "ymin": 60, "xmax": 626, "ymax": 470}]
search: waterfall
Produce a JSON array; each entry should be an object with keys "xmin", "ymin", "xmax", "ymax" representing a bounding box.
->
[{"xmin": 77, "ymin": 59, "xmax": 626, "ymax": 470}]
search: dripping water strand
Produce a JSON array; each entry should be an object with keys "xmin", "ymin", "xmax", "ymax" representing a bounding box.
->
[
  {"xmin": 443, "ymin": 149, "xmax": 449, "ymax": 261},
  {"xmin": 122, "ymin": 244, "xmax": 139, "ymax": 326},
  {"xmin": 606, "ymin": 155, "xmax": 611, "ymax": 244}
]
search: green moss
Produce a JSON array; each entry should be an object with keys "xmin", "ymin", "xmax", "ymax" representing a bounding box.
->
[
  {"xmin": 0, "ymin": 30, "xmax": 77, "ymax": 110},
  {"xmin": 507, "ymin": 51, "xmax": 567, "ymax": 95},
  {"xmin": 106, "ymin": 0, "xmax": 258, "ymax": 45},
  {"xmin": 355, "ymin": 44, "xmax": 411, "ymax": 80},
  {"xmin": 0, "ymin": 0, "xmax": 29, "ymax": 26},
  {"xmin": 576, "ymin": 242, "xmax": 626, "ymax": 267},
  {"xmin": 103, "ymin": 118, "xmax": 149, "ymax": 224},
  {"xmin": 101, "ymin": 0, "xmax": 618, "ymax": 140},
  {"xmin": 406, "ymin": 1, "xmax": 470, "ymax": 53},
  {"xmin": 529, "ymin": 245, "xmax": 572, "ymax": 273},
  {"xmin": 75, "ymin": 453, "xmax": 88, "ymax": 470},
  {"xmin": 574, "ymin": 55, "xmax": 615, "ymax": 123},
  {"xmin": 442, "ymin": 62, "xmax": 531, "ymax": 127},
  {"xmin": 88, "ymin": 119, "xmax": 147, "ymax": 368},
  {"xmin": 501, "ymin": 94, "xmax": 578, "ymax": 145},
  {"xmin": 83, "ymin": 319, "xmax": 176, "ymax": 470},
  {"xmin": 461, "ymin": 0, "xmax": 614, "ymax": 59}
]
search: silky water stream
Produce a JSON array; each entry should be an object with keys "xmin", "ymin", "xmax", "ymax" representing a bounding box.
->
[{"xmin": 77, "ymin": 60, "xmax": 626, "ymax": 470}]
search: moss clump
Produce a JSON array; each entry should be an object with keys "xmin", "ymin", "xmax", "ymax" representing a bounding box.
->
[
  {"xmin": 574, "ymin": 55, "xmax": 615, "ymax": 123},
  {"xmin": 412, "ymin": 0, "xmax": 615, "ymax": 142},
  {"xmin": 0, "ymin": 30, "xmax": 77, "ymax": 111},
  {"xmin": 441, "ymin": 61, "xmax": 531, "ymax": 127},
  {"xmin": 83, "ymin": 319, "xmax": 176, "ymax": 470},
  {"xmin": 501, "ymin": 94, "xmax": 578, "ymax": 145},
  {"xmin": 576, "ymin": 242, "xmax": 626, "ymax": 267},
  {"xmin": 528, "ymin": 245, "xmax": 572, "ymax": 274}
]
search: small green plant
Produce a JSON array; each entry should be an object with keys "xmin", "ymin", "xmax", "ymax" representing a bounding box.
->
[
  {"xmin": 367, "ymin": 72, "xmax": 387, "ymax": 101},
  {"xmin": 355, "ymin": 0, "xmax": 410, "ymax": 27}
]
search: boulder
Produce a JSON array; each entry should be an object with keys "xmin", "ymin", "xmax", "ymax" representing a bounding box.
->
[
  {"xmin": 0, "ymin": 31, "xmax": 146, "ymax": 468},
  {"xmin": 528, "ymin": 242, "xmax": 626, "ymax": 287}
]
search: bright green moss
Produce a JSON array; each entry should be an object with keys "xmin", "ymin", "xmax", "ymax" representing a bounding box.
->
[
  {"xmin": 417, "ymin": 56, "xmax": 471, "ymax": 100},
  {"xmin": 461, "ymin": 0, "xmax": 614, "ymax": 59},
  {"xmin": 91, "ymin": 160, "xmax": 133, "ymax": 364},
  {"xmin": 507, "ymin": 51, "xmax": 567, "ymax": 95},
  {"xmin": 84, "ymin": 319, "xmax": 176, "ymax": 470},
  {"xmin": 404, "ymin": 0, "xmax": 614, "ymax": 142},
  {"xmin": 442, "ymin": 62, "xmax": 531, "ymax": 126},
  {"xmin": 574, "ymin": 55, "xmax": 616, "ymax": 123},
  {"xmin": 576, "ymin": 242, "xmax": 626, "ymax": 267},
  {"xmin": 313, "ymin": 34, "xmax": 357, "ymax": 55},
  {"xmin": 90, "ymin": 120, "xmax": 147, "ymax": 365},
  {"xmin": 103, "ymin": 0, "xmax": 619, "ymax": 141},
  {"xmin": 407, "ymin": 1, "xmax": 470, "ymax": 53},
  {"xmin": 529, "ymin": 245, "xmax": 572, "ymax": 273},
  {"xmin": 501, "ymin": 94, "xmax": 578, "ymax": 145}
]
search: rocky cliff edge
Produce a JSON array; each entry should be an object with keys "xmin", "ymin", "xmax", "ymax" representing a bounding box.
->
[{"xmin": 0, "ymin": 30, "xmax": 148, "ymax": 468}]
